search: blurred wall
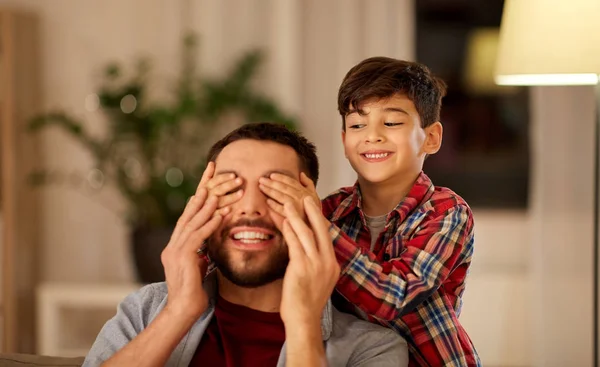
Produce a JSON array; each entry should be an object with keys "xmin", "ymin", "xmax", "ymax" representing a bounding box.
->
[
  {"xmin": 528, "ymin": 86, "xmax": 595, "ymax": 367},
  {"xmin": 461, "ymin": 210, "xmax": 532, "ymax": 366},
  {"xmin": 1, "ymin": 0, "xmax": 595, "ymax": 366},
  {"xmin": 0, "ymin": 0, "xmax": 414, "ymax": 283}
]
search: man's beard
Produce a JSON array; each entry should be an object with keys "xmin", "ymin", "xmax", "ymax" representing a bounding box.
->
[{"xmin": 207, "ymin": 218, "xmax": 288, "ymax": 288}]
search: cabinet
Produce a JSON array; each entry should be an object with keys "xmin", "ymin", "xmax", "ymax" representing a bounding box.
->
[{"xmin": 0, "ymin": 9, "xmax": 40, "ymax": 353}]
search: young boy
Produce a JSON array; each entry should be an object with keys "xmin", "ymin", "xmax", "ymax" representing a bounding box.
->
[{"xmin": 258, "ymin": 57, "xmax": 480, "ymax": 367}]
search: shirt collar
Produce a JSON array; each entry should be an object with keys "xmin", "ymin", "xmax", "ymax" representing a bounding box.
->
[{"xmin": 330, "ymin": 171, "xmax": 434, "ymax": 224}]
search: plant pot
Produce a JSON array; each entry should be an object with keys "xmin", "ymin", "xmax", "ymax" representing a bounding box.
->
[{"xmin": 131, "ymin": 226, "xmax": 174, "ymax": 284}]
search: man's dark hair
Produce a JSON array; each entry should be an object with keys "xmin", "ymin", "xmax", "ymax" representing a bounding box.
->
[
  {"xmin": 207, "ymin": 122, "xmax": 319, "ymax": 184},
  {"xmin": 337, "ymin": 57, "xmax": 447, "ymax": 130}
]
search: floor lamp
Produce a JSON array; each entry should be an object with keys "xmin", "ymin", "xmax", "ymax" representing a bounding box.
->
[{"xmin": 494, "ymin": 0, "xmax": 600, "ymax": 365}]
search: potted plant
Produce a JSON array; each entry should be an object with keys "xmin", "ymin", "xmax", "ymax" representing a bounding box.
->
[{"xmin": 28, "ymin": 34, "xmax": 297, "ymax": 283}]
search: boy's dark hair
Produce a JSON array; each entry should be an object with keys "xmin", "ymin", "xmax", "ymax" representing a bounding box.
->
[
  {"xmin": 337, "ymin": 57, "xmax": 447, "ymax": 130},
  {"xmin": 207, "ymin": 122, "xmax": 319, "ymax": 184}
]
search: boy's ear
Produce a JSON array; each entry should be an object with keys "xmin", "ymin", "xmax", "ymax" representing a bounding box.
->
[
  {"xmin": 423, "ymin": 121, "xmax": 443, "ymax": 155},
  {"xmin": 341, "ymin": 130, "xmax": 348, "ymax": 158}
]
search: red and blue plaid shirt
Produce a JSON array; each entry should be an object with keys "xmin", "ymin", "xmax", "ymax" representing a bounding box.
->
[{"xmin": 323, "ymin": 172, "xmax": 481, "ymax": 367}]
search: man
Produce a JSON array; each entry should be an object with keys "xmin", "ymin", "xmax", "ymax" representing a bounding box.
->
[{"xmin": 83, "ymin": 123, "xmax": 408, "ymax": 367}]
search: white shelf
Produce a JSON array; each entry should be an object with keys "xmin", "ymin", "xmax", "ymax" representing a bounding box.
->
[{"xmin": 36, "ymin": 282, "xmax": 140, "ymax": 357}]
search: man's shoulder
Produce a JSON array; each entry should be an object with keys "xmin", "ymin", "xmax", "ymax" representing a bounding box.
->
[
  {"xmin": 328, "ymin": 307, "xmax": 408, "ymax": 366},
  {"xmin": 331, "ymin": 307, "xmax": 392, "ymax": 336},
  {"xmin": 132, "ymin": 282, "xmax": 169, "ymax": 301},
  {"xmin": 82, "ymin": 282, "xmax": 171, "ymax": 367},
  {"xmin": 332, "ymin": 308, "xmax": 406, "ymax": 344},
  {"xmin": 117, "ymin": 282, "xmax": 169, "ymax": 321}
]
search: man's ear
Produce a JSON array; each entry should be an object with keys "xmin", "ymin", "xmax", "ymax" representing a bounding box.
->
[{"xmin": 423, "ymin": 121, "xmax": 443, "ymax": 155}]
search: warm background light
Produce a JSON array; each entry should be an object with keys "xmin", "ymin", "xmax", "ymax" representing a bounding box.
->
[
  {"xmin": 495, "ymin": 0, "xmax": 600, "ymax": 86},
  {"xmin": 463, "ymin": 27, "xmax": 519, "ymax": 94}
]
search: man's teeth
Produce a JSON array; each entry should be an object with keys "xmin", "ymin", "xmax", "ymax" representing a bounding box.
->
[
  {"xmin": 364, "ymin": 153, "xmax": 389, "ymax": 159},
  {"xmin": 232, "ymin": 232, "xmax": 271, "ymax": 240}
]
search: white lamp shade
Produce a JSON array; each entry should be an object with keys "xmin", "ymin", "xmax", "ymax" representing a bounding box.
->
[{"xmin": 495, "ymin": 0, "xmax": 600, "ymax": 86}]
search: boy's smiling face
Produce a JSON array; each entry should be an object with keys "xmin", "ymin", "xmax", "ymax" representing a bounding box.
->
[{"xmin": 342, "ymin": 93, "xmax": 442, "ymax": 186}]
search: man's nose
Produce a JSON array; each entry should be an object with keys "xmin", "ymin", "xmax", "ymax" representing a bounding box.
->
[{"xmin": 234, "ymin": 183, "xmax": 268, "ymax": 218}]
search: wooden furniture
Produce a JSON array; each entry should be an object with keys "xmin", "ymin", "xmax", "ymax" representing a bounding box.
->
[
  {"xmin": 0, "ymin": 9, "xmax": 40, "ymax": 353},
  {"xmin": 0, "ymin": 353, "xmax": 84, "ymax": 367}
]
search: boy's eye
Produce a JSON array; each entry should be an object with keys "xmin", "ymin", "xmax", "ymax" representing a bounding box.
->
[
  {"xmin": 348, "ymin": 124, "xmax": 365, "ymax": 129},
  {"xmin": 384, "ymin": 122, "xmax": 403, "ymax": 127}
]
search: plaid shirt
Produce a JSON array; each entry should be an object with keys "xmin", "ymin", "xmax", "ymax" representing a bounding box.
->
[{"xmin": 323, "ymin": 172, "xmax": 481, "ymax": 367}]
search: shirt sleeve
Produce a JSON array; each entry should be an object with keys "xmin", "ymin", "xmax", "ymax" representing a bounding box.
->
[
  {"xmin": 331, "ymin": 204, "xmax": 474, "ymax": 321},
  {"xmin": 82, "ymin": 284, "xmax": 157, "ymax": 367}
]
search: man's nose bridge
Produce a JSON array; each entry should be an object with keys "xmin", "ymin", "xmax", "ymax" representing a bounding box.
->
[{"xmin": 238, "ymin": 181, "xmax": 266, "ymax": 215}]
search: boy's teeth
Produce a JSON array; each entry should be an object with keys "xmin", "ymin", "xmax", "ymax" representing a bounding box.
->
[
  {"xmin": 365, "ymin": 153, "xmax": 389, "ymax": 159},
  {"xmin": 232, "ymin": 231, "xmax": 270, "ymax": 240}
]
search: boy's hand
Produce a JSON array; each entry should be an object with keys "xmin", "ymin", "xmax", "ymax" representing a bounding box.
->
[
  {"xmin": 280, "ymin": 197, "xmax": 340, "ymax": 327},
  {"xmin": 197, "ymin": 161, "xmax": 244, "ymax": 216},
  {"xmin": 259, "ymin": 172, "xmax": 321, "ymax": 221}
]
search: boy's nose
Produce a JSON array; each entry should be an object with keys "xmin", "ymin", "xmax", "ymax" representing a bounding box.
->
[{"xmin": 365, "ymin": 125, "xmax": 385, "ymax": 143}]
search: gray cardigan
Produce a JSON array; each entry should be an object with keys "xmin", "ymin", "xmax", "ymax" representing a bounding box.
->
[{"xmin": 83, "ymin": 273, "xmax": 408, "ymax": 367}]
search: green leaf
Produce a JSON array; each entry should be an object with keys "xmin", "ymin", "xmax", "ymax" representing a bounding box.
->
[
  {"xmin": 105, "ymin": 63, "xmax": 121, "ymax": 79},
  {"xmin": 26, "ymin": 32, "xmax": 299, "ymax": 229},
  {"xmin": 27, "ymin": 170, "xmax": 49, "ymax": 186}
]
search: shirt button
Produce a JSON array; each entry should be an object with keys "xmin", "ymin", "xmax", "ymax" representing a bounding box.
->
[{"xmin": 383, "ymin": 253, "xmax": 391, "ymax": 261}]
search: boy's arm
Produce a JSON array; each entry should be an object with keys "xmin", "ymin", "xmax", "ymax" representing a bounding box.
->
[
  {"xmin": 257, "ymin": 174, "xmax": 474, "ymax": 321},
  {"xmin": 331, "ymin": 204, "xmax": 474, "ymax": 321}
]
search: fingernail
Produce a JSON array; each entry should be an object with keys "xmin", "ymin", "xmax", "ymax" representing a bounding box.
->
[{"xmin": 235, "ymin": 178, "xmax": 242, "ymax": 184}]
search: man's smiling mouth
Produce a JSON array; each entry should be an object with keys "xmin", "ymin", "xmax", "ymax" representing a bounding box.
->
[{"xmin": 231, "ymin": 231, "xmax": 274, "ymax": 244}]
